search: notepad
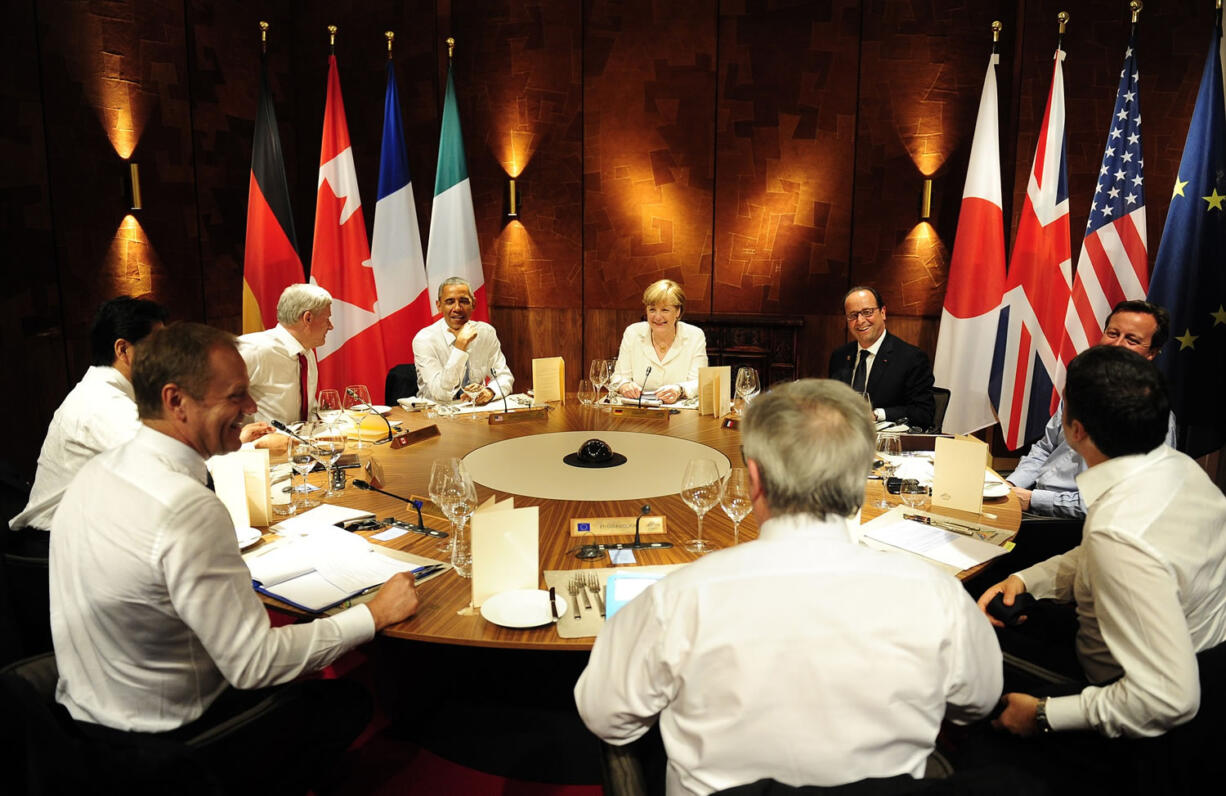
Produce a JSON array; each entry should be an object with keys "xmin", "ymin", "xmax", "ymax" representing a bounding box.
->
[
  {"xmin": 532, "ymin": 357, "xmax": 566, "ymax": 405},
  {"xmin": 471, "ymin": 497, "xmax": 539, "ymax": 608}
]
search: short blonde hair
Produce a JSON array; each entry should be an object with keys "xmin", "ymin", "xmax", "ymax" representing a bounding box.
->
[{"xmin": 642, "ymin": 279, "xmax": 685, "ymax": 314}]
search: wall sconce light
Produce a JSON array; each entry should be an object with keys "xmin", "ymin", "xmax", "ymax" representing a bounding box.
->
[
  {"xmin": 506, "ymin": 177, "xmax": 519, "ymax": 220},
  {"xmin": 125, "ymin": 162, "xmax": 143, "ymax": 211},
  {"xmin": 920, "ymin": 178, "xmax": 932, "ymax": 221}
]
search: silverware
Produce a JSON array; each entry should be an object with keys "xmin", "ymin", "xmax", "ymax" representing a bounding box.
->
[
  {"xmin": 573, "ymin": 574, "xmax": 592, "ymax": 610},
  {"xmin": 549, "ymin": 586, "xmax": 559, "ymax": 622},
  {"xmin": 567, "ymin": 578, "xmax": 582, "ymax": 619},
  {"xmin": 588, "ymin": 573, "xmax": 605, "ymax": 617},
  {"xmin": 903, "ymin": 513, "xmax": 989, "ymax": 540}
]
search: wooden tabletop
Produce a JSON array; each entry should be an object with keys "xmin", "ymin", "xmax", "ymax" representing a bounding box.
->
[{"xmin": 266, "ymin": 401, "xmax": 1020, "ymax": 652}]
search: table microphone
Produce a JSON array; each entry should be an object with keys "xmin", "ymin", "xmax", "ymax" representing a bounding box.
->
[
  {"xmin": 270, "ymin": 419, "xmax": 312, "ymax": 445},
  {"xmin": 639, "ymin": 366, "xmax": 653, "ymax": 408},
  {"xmin": 351, "ymin": 479, "xmax": 447, "ymax": 537},
  {"xmin": 492, "ymin": 367, "xmax": 509, "ymax": 413},
  {"xmin": 597, "ymin": 504, "xmax": 673, "ymax": 551},
  {"xmin": 345, "ymin": 388, "xmax": 394, "ymax": 443}
]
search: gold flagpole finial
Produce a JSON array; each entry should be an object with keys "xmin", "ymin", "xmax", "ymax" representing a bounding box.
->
[
  {"xmin": 1057, "ymin": 11, "xmax": 1069, "ymax": 35},
  {"xmin": 328, "ymin": 25, "xmax": 337, "ymax": 49},
  {"xmin": 991, "ymin": 20, "xmax": 1002, "ymax": 42},
  {"xmin": 1130, "ymin": 1, "xmax": 1143, "ymax": 23},
  {"xmin": 446, "ymin": 36, "xmax": 455, "ymax": 59},
  {"xmin": 386, "ymin": 31, "xmax": 395, "ymax": 59},
  {"xmin": 259, "ymin": 21, "xmax": 269, "ymax": 54}
]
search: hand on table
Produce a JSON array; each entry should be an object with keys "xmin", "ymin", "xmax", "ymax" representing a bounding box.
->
[
  {"xmin": 993, "ymin": 693, "xmax": 1041, "ymax": 737},
  {"xmin": 976, "ymin": 574, "xmax": 1029, "ymax": 629},
  {"xmin": 366, "ymin": 571, "xmax": 419, "ymax": 631},
  {"xmin": 619, "ymin": 383, "xmax": 642, "ymax": 400},
  {"xmin": 656, "ymin": 385, "xmax": 681, "ymax": 404},
  {"xmin": 1011, "ymin": 486, "xmax": 1033, "ymax": 511},
  {"xmin": 253, "ymin": 433, "xmax": 290, "ymax": 455},
  {"xmin": 240, "ymin": 422, "xmax": 275, "ymax": 444},
  {"xmin": 474, "ymin": 387, "xmax": 495, "ymax": 406}
]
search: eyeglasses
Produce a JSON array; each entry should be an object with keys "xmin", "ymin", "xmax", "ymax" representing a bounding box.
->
[{"xmin": 845, "ymin": 308, "xmax": 879, "ymax": 322}]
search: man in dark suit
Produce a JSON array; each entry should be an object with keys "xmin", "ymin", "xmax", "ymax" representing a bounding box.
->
[{"xmin": 828, "ymin": 286, "xmax": 935, "ymax": 429}]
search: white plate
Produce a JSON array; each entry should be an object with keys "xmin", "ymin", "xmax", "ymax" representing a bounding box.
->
[
  {"xmin": 984, "ymin": 480, "xmax": 1011, "ymax": 499},
  {"xmin": 480, "ymin": 589, "xmax": 567, "ymax": 629},
  {"xmin": 236, "ymin": 526, "xmax": 263, "ymax": 550}
]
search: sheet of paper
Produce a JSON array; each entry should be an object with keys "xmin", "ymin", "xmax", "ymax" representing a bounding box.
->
[
  {"xmin": 932, "ymin": 436, "xmax": 987, "ymax": 514},
  {"xmin": 532, "ymin": 357, "xmax": 565, "ymax": 405},
  {"xmin": 471, "ymin": 500, "xmax": 539, "ymax": 608},
  {"xmin": 271, "ymin": 504, "xmax": 374, "ymax": 536},
  {"xmin": 698, "ymin": 366, "xmax": 731, "ymax": 417},
  {"xmin": 372, "ymin": 526, "xmax": 408, "ymax": 542},
  {"xmin": 863, "ymin": 518, "xmax": 1009, "ymax": 570}
]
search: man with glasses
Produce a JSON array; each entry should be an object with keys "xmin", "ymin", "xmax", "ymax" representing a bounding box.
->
[{"xmin": 829, "ymin": 286, "xmax": 935, "ymax": 429}]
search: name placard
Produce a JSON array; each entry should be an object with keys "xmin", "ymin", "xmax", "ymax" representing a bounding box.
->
[
  {"xmin": 488, "ymin": 407, "xmax": 550, "ymax": 424},
  {"xmin": 569, "ymin": 515, "xmax": 667, "ymax": 538},
  {"xmin": 390, "ymin": 423, "xmax": 441, "ymax": 449},
  {"xmin": 609, "ymin": 406, "xmax": 670, "ymax": 420}
]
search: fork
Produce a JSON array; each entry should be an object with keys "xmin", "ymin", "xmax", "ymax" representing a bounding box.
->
[
  {"xmin": 567, "ymin": 577, "xmax": 582, "ymax": 619},
  {"xmin": 573, "ymin": 574, "xmax": 593, "ymax": 610},
  {"xmin": 587, "ymin": 573, "xmax": 605, "ymax": 617}
]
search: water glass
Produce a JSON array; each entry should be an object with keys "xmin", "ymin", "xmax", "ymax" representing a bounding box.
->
[
  {"xmin": 578, "ymin": 380, "xmax": 597, "ymax": 406},
  {"xmin": 720, "ymin": 467, "xmax": 753, "ymax": 545},
  {"xmin": 681, "ymin": 459, "xmax": 722, "ymax": 554}
]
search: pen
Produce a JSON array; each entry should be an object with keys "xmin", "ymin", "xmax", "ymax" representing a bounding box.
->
[{"xmin": 348, "ymin": 564, "xmax": 448, "ymax": 603}]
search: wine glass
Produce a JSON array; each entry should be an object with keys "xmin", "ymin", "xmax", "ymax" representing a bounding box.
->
[
  {"xmin": 289, "ymin": 422, "xmax": 321, "ymax": 510},
  {"xmin": 899, "ymin": 479, "xmax": 930, "ymax": 510},
  {"xmin": 735, "ymin": 367, "xmax": 760, "ymax": 415},
  {"xmin": 681, "ymin": 459, "xmax": 722, "ymax": 554},
  {"xmin": 589, "ymin": 360, "xmax": 609, "ymax": 404},
  {"xmin": 603, "ymin": 359, "xmax": 617, "ymax": 402},
  {"xmin": 343, "ymin": 385, "xmax": 373, "ymax": 448},
  {"xmin": 720, "ymin": 468, "xmax": 753, "ymax": 545},
  {"xmin": 310, "ymin": 422, "xmax": 347, "ymax": 499},
  {"xmin": 578, "ymin": 379, "xmax": 597, "ymax": 406},
  {"xmin": 316, "ymin": 389, "xmax": 342, "ymax": 424},
  {"xmin": 436, "ymin": 467, "xmax": 477, "ymax": 577},
  {"xmin": 429, "ymin": 458, "xmax": 463, "ymax": 554},
  {"xmin": 874, "ymin": 433, "xmax": 901, "ymax": 509}
]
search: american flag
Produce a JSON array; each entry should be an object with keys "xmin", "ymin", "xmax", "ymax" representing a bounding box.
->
[
  {"xmin": 1059, "ymin": 34, "xmax": 1147, "ymax": 365},
  {"xmin": 989, "ymin": 48, "xmax": 1073, "ymax": 450}
]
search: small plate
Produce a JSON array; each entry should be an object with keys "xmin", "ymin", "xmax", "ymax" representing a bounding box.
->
[
  {"xmin": 480, "ymin": 589, "xmax": 566, "ymax": 628},
  {"xmin": 984, "ymin": 480, "xmax": 1011, "ymax": 499},
  {"xmin": 236, "ymin": 526, "xmax": 263, "ymax": 550}
]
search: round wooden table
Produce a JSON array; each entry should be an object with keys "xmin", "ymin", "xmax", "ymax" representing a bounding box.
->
[{"xmin": 276, "ymin": 401, "xmax": 1021, "ymax": 652}]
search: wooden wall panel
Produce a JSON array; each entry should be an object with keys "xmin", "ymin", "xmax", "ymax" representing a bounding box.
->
[
  {"xmin": 453, "ymin": 0, "xmax": 583, "ymax": 310},
  {"xmin": 490, "ymin": 306, "xmax": 584, "ymax": 392},
  {"xmin": 711, "ymin": 0, "xmax": 860, "ymax": 316},
  {"xmin": 583, "ymin": 0, "xmax": 717, "ymax": 312}
]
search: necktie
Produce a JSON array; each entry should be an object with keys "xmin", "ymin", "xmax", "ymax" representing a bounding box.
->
[
  {"xmin": 298, "ymin": 353, "xmax": 309, "ymax": 422},
  {"xmin": 205, "ymin": 471, "xmax": 216, "ymax": 492},
  {"xmin": 850, "ymin": 349, "xmax": 870, "ymax": 395}
]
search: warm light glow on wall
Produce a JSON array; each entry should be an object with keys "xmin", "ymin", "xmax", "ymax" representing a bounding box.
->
[
  {"xmin": 103, "ymin": 77, "xmax": 141, "ymax": 159},
  {"xmin": 105, "ymin": 215, "xmax": 158, "ymax": 295}
]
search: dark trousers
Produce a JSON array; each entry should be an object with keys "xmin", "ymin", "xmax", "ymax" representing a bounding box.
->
[{"xmin": 76, "ymin": 678, "xmax": 372, "ymax": 795}]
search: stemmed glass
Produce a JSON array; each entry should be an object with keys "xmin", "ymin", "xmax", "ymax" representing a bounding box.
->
[
  {"xmin": 316, "ymin": 389, "xmax": 343, "ymax": 424},
  {"xmin": 603, "ymin": 359, "xmax": 617, "ymax": 402},
  {"xmin": 681, "ymin": 459, "xmax": 722, "ymax": 554},
  {"xmin": 429, "ymin": 458, "xmax": 463, "ymax": 554},
  {"xmin": 435, "ymin": 463, "xmax": 477, "ymax": 577},
  {"xmin": 343, "ymin": 384, "xmax": 373, "ymax": 448},
  {"xmin": 289, "ymin": 421, "xmax": 321, "ymax": 510},
  {"xmin": 310, "ymin": 422, "xmax": 347, "ymax": 499},
  {"xmin": 589, "ymin": 359, "xmax": 611, "ymax": 404},
  {"xmin": 874, "ymin": 432, "xmax": 901, "ymax": 509},
  {"xmin": 720, "ymin": 468, "xmax": 753, "ymax": 545},
  {"xmin": 735, "ymin": 367, "xmax": 760, "ymax": 415}
]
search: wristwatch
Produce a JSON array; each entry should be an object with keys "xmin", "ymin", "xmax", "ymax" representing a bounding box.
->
[{"xmin": 1035, "ymin": 696, "xmax": 1053, "ymax": 734}]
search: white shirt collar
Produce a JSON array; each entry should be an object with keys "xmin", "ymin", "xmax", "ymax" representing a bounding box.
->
[
  {"xmin": 859, "ymin": 330, "xmax": 887, "ymax": 357},
  {"xmin": 269, "ymin": 323, "xmax": 307, "ymax": 357},
  {"xmin": 87, "ymin": 365, "xmax": 136, "ymax": 400},
  {"xmin": 133, "ymin": 424, "xmax": 210, "ymax": 487},
  {"xmin": 757, "ymin": 512, "xmax": 857, "ymax": 544},
  {"xmin": 1075, "ymin": 444, "xmax": 1169, "ymax": 508}
]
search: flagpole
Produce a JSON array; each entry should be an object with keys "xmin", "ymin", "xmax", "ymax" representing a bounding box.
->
[
  {"xmin": 328, "ymin": 24, "xmax": 337, "ymax": 54},
  {"xmin": 447, "ymin": 36, "xmax": 455, "ymax": 60},
  {"xmin": 386, "ymin": 30, "xmax": 394, "ymax": 60},
  {"xmin": 1056, "ymin": 11, "xmax": 1069, "ymax": 49},
  {"xmin": 259, "ymin": 20, "xmax": 268, "ymax": 55}
]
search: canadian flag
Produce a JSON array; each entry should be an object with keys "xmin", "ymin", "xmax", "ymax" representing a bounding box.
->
[{"xmin": 310, "ymin": 54, "xmax": 388, "ymax": 399}]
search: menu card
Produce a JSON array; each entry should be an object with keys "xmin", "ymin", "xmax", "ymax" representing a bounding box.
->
[
  {"xmin": 698, "ymin": 365, "xmax": 731, "ymax": 417},
  {"xmin": 932, "ymin": 435, "xmax": 988, "ymax": 515},
  {"xmin": 471, "ymin": 496, "xmax": 540, "ymax": 608},
  {"xmin": 207, "ymin": 448, "xmax": 271, "ymax": 528},
  {"xmin": 532, "ymin": 357, "xmax": 566, "ymax": 405}
]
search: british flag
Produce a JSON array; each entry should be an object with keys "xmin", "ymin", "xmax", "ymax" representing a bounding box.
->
[
  {"xmin": 989, "ymin": 49, "xmax": 1072, "ymax": 451},
  {"xmin": 1059, "ymin": 33, "xmax": 1147, "ymax": 367}
]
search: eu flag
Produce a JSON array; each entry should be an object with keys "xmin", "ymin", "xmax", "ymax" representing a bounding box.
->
[{"xmin": 1147, "ymin": 12, "xmax": 1226, "ymax": 457}]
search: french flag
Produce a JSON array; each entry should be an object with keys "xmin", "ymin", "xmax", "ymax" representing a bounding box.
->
[
  {"xmin": 370, "ymin": 58, "xmax": 432, "ymax": 368},
  {"xmin": 989, "ymin": 48, "xmax": 1073, "ymax": 450},
  {"xmin": 932, "ymin": 50, "xmax": 1006, "ymax": 435}
]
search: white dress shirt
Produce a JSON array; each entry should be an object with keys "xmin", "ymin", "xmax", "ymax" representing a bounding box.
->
[
  {"xmin": 10, "ymin": 366, "xmax": 141, "ymax": 531},
  {"xmin": 609, "ymin": 320, "xmax": 708, "ymax": 399},
  {"xmin": 1015, "ymin": 445, "xmax": 1226, "ymax": 737},
  {"xmin": 50, "ymin": 425, "xmax": 375, "ymax": 732},
  {"xmin": 852, "ymin": 333, "xmax": 887, "ymax": 420},
  {"xmin": 237, "ymin": 324, "xmax": 317, "ymax": 424},
  {"xmin": 411, "ymin": 318, "xmax": 513, "ymax": 403},
  {"xmin": 575, "ymin": 513, "xmax": 1002, "ymax": 795}
]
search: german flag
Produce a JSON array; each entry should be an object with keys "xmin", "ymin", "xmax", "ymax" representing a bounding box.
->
[{"xmin": 242, "ymin": 49, "xmax": 304, "ymax": 333}]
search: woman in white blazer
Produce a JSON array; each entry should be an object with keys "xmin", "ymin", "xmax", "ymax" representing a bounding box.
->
[{"xmin": 610, "ymin": 279, "xmax": 708, "ymax": 404}]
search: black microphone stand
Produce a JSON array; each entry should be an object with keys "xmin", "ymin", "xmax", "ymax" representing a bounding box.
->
[
  {"xmin": 492, "ymin": 367, "xmax": 509, "ymax": 413},
  {"xmin": 351, "ymin": 479, "xmax": 448, "ymax": 538},
  {"xmin": 344, "ymin": 388, "xmax": 395, "ymax": 444},
  {"xmin": 639, "ymin": 366, "xmax": 652, "ymax": 408}
]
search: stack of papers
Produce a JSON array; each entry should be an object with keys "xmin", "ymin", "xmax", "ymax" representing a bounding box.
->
[{"xmin": 862, "ymin": 514, "xmax": 1009, "ymax": 572}]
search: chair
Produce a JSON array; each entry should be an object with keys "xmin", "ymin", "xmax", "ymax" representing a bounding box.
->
[
  {"xmin": 0, "ymin": 653, "xmax": 223, "ymax": 794},
  {"xmin": 930, "ymin": 387, "xmax": 951, "ymax": 433},
  {"xmin": 385, "ymin": 363, "xmax": 418, "ymax": 403}
]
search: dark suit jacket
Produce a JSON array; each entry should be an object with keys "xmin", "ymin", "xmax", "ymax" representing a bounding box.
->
[{"xmin": 828, "ymin": 332, "xmax": 935, "ymax": 429}]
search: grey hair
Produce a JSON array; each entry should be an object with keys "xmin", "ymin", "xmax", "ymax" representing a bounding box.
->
[
  {"xmin": 276, "ymin": 284, "xmax": 332, "ymax": 326},
  {"xmin": 438, "ymin": 276, "xmax": 473, "ymax": 302},
  {"xmin": 741, "ymin": 379, "xmax": 876, "ymax": 519}
]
